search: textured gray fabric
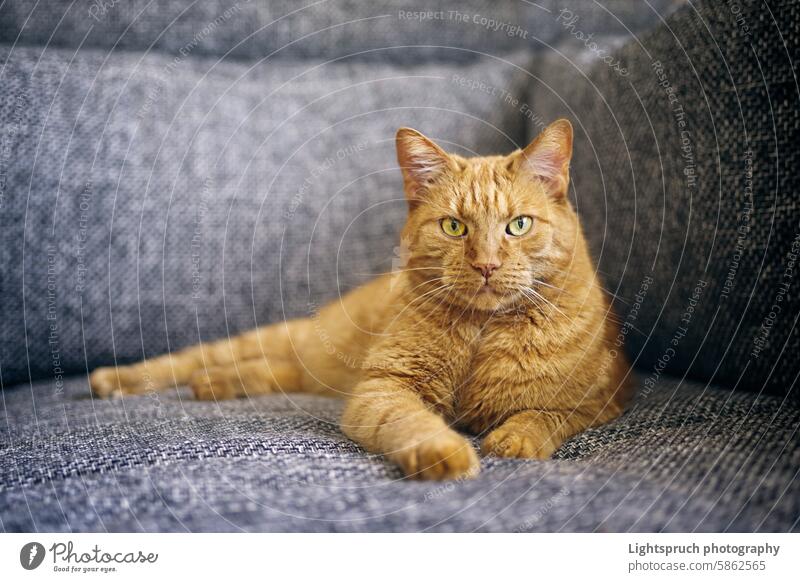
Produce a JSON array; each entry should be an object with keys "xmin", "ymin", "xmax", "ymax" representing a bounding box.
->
[
  {"xmin": 2, "ymin": 0, "xmax": 798, "ymax": 536},
  {"xmin": 0, "ymin": 1, "xmax": 683, "ymax": 63},
  {"xmin": 527, "ymin": 0, "xmax": 800, "ymax": 398},
  {"xmin": 0, "ymin": 374, "xmax": 797, "ymax": 532},
  {"xmin": 0, "ymin": 46, "xmax": 531, "ymax": 386}
]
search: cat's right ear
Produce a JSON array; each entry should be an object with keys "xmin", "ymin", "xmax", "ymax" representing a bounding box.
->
[{"xmin": 396, "ymin": 128, "xmax": 453, "ymax": 205}]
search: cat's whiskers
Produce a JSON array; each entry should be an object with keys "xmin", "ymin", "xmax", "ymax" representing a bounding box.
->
[
  {"xmin": 558, "ymin": 270, "xmax": 631, "ymax": 306},
  {"xmin": 413, "ymin": 284, "xmax": 458, "ymax": 313},
  {"xmin": 405, "ymin": 275, "xmax": 449, "ymax": 297},
  {"xmin": 382, "ymin": 276, "xmax": 457, "ymax": 329},
  {"xmin": 405, "ymin": 283, "xmax": 455, "ymax": 311},
  {"xmin": 397, "ymin": 266, "xmax": 446, "ymax": 272},
  {"xmin": 516, "ymin": 287, "xmax": 545, "ymax": 311},
  {"xmin": 387, "ymin": 280, "xmax": 455, "ymax": 324},
  {"xmin": 355, "ymin": 266, "xmax": 446, "ymax": 277},
  {"xmin": 517, "ymin": 290, "xmax": 570, "ymax": 329},
  {"xmin": 542, "ymin": 272, "xmax": 631, "ymax": 328},
  {"xmin": 519, "ymin": 286, "xmax": 573, "ymax": 323},
  {"xmin": 530, "ymin": 277, "xmax": 569, "ymax": 294}
]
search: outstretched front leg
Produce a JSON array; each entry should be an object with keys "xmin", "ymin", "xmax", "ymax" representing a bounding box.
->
[
  {"xmin": 343, "ymin": 380, "xmax": 479, "ymax": 480},
  {"xmin": 340, "ymin": 311, "xmax": 481, "ymax": 480}
]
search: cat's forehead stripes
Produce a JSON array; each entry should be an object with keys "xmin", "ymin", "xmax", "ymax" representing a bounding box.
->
[{"xmin": 451, "ymin": 159, "xmax": 513, "ymax": 219}]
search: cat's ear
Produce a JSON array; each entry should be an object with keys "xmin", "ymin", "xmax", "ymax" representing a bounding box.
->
[
  {"xmin": 515, "ymin": 119, "xmax": 573, "ymax": 199},
  {"xmin": 396, "ymin": 127, "xmax": 453, "ymax": 203}
]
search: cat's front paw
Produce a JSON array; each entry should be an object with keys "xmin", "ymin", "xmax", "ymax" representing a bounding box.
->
[
  {"xmin": 189, "ymin": 369, "xmax": 238, "ymax": 401},
  {"xmin": 481, "ymin": 424, "xmax": 557, "ymax": 460},
  {"xmin": 395, "ymin": 432, "xmax": 480, "ymax": 480},
  {"xmin": 90, "ymin": 366, "xmax": 148, "ymax": 398}
]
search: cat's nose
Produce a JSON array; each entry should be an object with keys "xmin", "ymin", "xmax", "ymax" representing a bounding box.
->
[{"xmin": 473, "ymin": 262, "xmax": 500, "ymax": 279}]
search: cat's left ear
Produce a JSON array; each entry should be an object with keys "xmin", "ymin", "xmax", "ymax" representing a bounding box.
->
[{"xmin": 515, "ymin": 119, "xmax": 573, "ymax": 199}]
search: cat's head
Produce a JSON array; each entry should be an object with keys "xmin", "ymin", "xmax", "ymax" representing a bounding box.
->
[{"xmin": 396, "ymin": 119, "xmax": 582, "ymax": 312}]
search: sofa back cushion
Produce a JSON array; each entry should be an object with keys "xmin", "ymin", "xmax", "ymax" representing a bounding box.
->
[
  {"xmin": 0, "ymin": 0, "xmax": 680, "ymax": 63},
  {"xmin": 527, "ymin": 0, "xmax": 800, "ymax": 397},
  {"xmin": 0, "ymin": 46, "xmax": 531, "ymax": 385}
]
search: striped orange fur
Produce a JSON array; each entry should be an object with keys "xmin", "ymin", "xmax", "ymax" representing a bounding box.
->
[{"xmin": 91, "ymin": 119, "xmax": 632, "ymax": 480}]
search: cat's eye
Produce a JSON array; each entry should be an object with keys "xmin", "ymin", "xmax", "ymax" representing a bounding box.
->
[
  {"xmin": 506, "ymin": 215, "xmax": 533, "ymax": 236},
  {"xmin": 441, "ymin": 217, "xmax": 467, "ymax": 237}
]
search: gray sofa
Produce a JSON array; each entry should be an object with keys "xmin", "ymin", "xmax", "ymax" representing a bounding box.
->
[{"xmin": 1, "ymin": 0, "xmax": 798, "ymax": 532}]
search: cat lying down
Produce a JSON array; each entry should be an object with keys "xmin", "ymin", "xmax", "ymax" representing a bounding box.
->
[{"xmin": 91, "ymin": 119, "xmax": 632, "ymax": 480}]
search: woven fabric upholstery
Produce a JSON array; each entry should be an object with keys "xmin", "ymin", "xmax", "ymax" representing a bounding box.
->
[
  {"xmin": 2, "ymin": 0, "xmax": 798, "ymax": 536},
  {"xmin": 0, "ymin": 46, "xmax": 531, "ymax": 386},
  {"xmin": 0, "ymin": 374, "xmax": 797, "ymax": 532},
  {"xmin": 0, "ymin": 0, "xmax": 681, "ymax": 63},
  {"xmin": 528, "ymin": 0, "xmax": 800, "ymax": 398}
]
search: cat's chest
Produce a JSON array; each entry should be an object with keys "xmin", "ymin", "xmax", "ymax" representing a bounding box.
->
[{"xmin": 452, "ymin": 316, "xmax": 547, "ymax": 432}]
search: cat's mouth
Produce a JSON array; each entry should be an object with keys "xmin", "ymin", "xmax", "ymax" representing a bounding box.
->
[{"xmin": 464, "ymin": 282, "xmax": 514, "ymax": 312}]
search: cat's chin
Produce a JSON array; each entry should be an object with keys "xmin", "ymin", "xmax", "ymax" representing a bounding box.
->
[{"xmin": 462, "ymin": 287, "xmax": 513, "ymax": 312}]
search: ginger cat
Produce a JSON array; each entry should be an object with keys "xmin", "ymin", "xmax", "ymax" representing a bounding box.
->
[{"xmin": 91, "ymin": 119, "xmax": 631, "ymax": 480}]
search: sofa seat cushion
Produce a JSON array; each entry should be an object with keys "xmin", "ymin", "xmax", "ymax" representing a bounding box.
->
[{"xmin": 1, "ymin": 375, "xmax": 797, "ymax": 531}]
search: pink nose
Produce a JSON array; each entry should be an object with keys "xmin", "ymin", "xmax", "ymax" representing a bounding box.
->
[{"xmin": 473, "ymin": 263, "xmax": 500, "ymax": 279}]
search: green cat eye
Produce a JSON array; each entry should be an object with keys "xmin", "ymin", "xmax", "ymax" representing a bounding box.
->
[
  {"xmin": 441, "ymin": 217, "xmax": 467, "ymax": 237},
  {"xmin": 506, "ymin": 215, "xmax": 533, "ymax": 236}
]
